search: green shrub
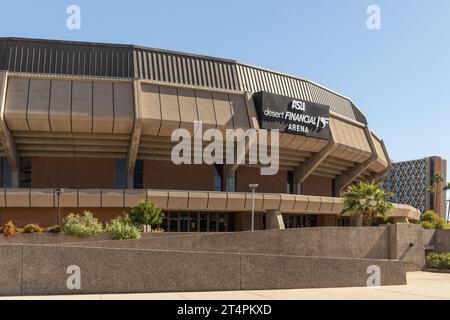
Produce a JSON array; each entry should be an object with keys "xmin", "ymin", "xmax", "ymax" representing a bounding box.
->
[
  {"xmin": 23, "ymin": 223, "xmax": 44, "ymax": 233},
  {"xmin": 46, "ymin": 225, "xmax": 62, "ymax": 233},
  {"xmin": 63, "ymin": 211, "xmax": 104, "ymax": 238},
  {"xmin": 130, "ymin": 201, "xmax": 164, "ymax": 230},
  {"xmin": 426, "ymin": 253, "xmax": 450, "ymax": 269},
  {"xmin": 106, "ymin": 215, "xmax": 141, "ymax": 240},
  {"xmin": 0, "ymin": 221, "xmax": 18, "ymax": 237},
  {"xmin": 421, "ymin": 221, "xmax": 434, "ymax": 229},
  {"xmin": 420, "ymin": 211, "xmax": 449, "ymax": 230}
]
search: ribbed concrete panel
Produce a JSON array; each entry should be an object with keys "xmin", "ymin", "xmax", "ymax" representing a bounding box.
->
[
  {"xmin": 49, "ymin": 80, "xmax": 72, "ymax": 132},
  {"xmin": 112, "ymin": 83, "xmax": 134, "ymax": 134},
  {"xmin": 0, "ymin": 188, "xmax": 420, "ymax": 219},
  {"xmin": 237, "ymin": 64, "xmax": 358, "ymax": 124},
  {"xmin": 369, "ymin": 134, "xmax": 389, "ymax": 173},
  {"xmin": 5, "ymin": 188, "xmax": 30, "ymax": 207},
  {"xmin": 195, "ymin": 90, "xmax": 216, "ymax": 130},
  {"xmin": 0, "ymin": 38, "xmax": 133, "ymax": 78},
  {"xmin": 228, "ymin": 94, "xmax": 249, "ymax": 129},
  {"xmin": 158, "ymin": 86, "xmax": 180, "ymax": 136},
  {"xmin": 92, "ymin": 82, "xmax": 114, "ymax": 133},
  {"xmin": 178, "ymin": 88, "xmax": 198, "ymax": 134},
  {"xmin": 72, "ymin": 81, "xmax": 93, "ymax": 133},
  {"xmin": 140, "ymin": 84, "xmax": 161, "ymax": 135},
  {"xmin": 27, "ymin": 79, "xmax": 51, "ymax": 131},
  {"xmin": 0, "ymin": 38, "xmax": 370, "ymax": 125},
  {"xmin": 101, "ymin": 189, "xmax": 124, "ymax": 207},
  {"xmin": 212, "ymin": 92, "xmax": 232, "ymax": 132},
  {"xmin": 329, "ymin": 117, "xmax": 371, "ymax": 163},
  {"xmin": 78, "ymin": 189, "xmax": 101, "ymax": 207},
  {"xmin": 4, "ymin": 77, "xmax": 29, "ymax": 131},
  {"xmin": 30, "ymin": 189, "xmax": 54, "ymax": 207}
]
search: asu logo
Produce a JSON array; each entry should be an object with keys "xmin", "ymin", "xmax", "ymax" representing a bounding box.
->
[{"xmin": 290, "ymin": 100, "xmax": 306, "ymax": 111}]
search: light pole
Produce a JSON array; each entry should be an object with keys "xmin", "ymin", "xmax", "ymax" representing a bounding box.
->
[
  {"xmin": 55, "ymin": 188, "xmax": 64, "ymax": 226},
  {"xmin": 248, "ymin": 184, "xmax": 258, "ymax": 231}
]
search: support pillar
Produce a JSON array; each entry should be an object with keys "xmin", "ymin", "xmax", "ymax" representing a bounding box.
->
[
  {"xmin": 126, "ymin": 80, "xmax": 143, "ymax": 189},
  {"xmin": 266, "ymin": 210, "xmax": 285, "ymax": 230},
  {"xmin": 0, "ymin": 72, "xmax": 19, "ymax": 186}
]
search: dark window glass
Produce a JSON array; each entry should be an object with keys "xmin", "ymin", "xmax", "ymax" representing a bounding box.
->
[
  {"xmin": 228, "ymin": 172, "xmax": 236, "ymax": 192},
  {"xmin": 180, "ymin": 213, "xmax": 189, "ymax": 232},
  {"xmin": 209, "ymin": 212, "xmax": 218, "ymax": 232},
  {"xmin": 227, "ymin": 213, "xmax": 235, "ymax": 232},
  {"xmin": 213, "ymin": 165, "xmax": 222, "ymax": 191},
  {"xmin": 115, "ymin": 159, "xmax": 126, "ymax": 189},
  {"xmin": 200, "ymin": 213, "xmax": 208, "ymax": 232},
  {"xmin": 133, "ymin": 159, "xmax": 144, "ymax": 189},
  {"xmin": 189, "ymin": 213, "xmax": 198, "ymax": 232},
  {"xmin": 2, "ymin": 158, "xmax": 11, "ymax": 188},
  {"xmin": 19, "ymin": 157, "xmax": 31, "ymax": 188},
  {"xmin": 161, "ymin": 212, "xmax": 168, "ymax": 231},
  {"xmin": 287, "ymin": 171, "xmax": 294, "ymax": 194},
  {"xmin": 169, "ymin": 212, "xmax": 178, "ymax": 232},
  {"xmin": 218, "ymin": 213, "xmax": 227, "ymax": 232}
]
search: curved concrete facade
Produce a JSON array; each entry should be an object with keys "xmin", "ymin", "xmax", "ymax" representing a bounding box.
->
[{"xmin": 0, "ymin": 38, "xmax": 412, "ymax": 228}]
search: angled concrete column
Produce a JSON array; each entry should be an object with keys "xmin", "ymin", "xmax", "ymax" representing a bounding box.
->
[
  {"xmin": 295, "ymin": 133, "xmax": 335, "ymax": 194},
  {"xmin": 368, "ymin": 139, "xmax": 392, "ymax": 184},
  {"xmin": 0, "ymin": 72, "xmax": 19, "ymax": 187},
  {"xmin": 126, "ymin": 80, "xmax": 143, "ymax": 188},
  {"xmin": 266, "ymin": 209, "xmax": 285, "ymax": 230},
  {"xmin": 336, "ymin": 126, "xmax": 378, "ymax": 194}
]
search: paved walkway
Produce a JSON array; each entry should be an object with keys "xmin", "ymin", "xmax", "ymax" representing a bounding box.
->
[{"xmin": 2, "ymin": 272, "xmax": 450, "ymax": 300}]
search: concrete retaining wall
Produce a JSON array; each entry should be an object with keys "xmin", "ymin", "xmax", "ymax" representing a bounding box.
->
[
  {"xmin": 59, "ymin": 225, "xmax": 425, "ymax": 270},
  {"xmin": 0, "ymin": 231, "xmax": 192, "ymax": 245},
  {"xmin": 59, "ymin": 227, "xmax": 390, "ymax": 258},
  {"xmin": 423, "ymin": 229, "xmax": 450, "ymax": 253},
  {"xmin": 0, "ymin": 244, "xmax": 407, "ymax": 296},
  {"xmin": 388, "ymin": 224, "xmax": 425, "ymax": 271}
]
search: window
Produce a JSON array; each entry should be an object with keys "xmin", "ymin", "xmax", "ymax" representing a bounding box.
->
[
  {"xmin": 19, "ymin": 157, "xmax": 31, "ymax": 188},
  {"xmin": 214, "ymin": 164, "xmax": 236, "ymax": 192},
  {"xmin": 2, "ymin": 158, "xmax": 11, "ymax": 188},
  {"xmin": 133, "ymin": 159, "xmax": 144, "ymax": 189},
  {"xmin": 115, "ymin": 159, "xmax": 126, "ymax": 189},
  {"xmin": 213, "ymin": 165, "xmax": 222, "ymax": 191},
  {"xmin": 287, "ymin": 171, "xmax": 294, "ymax": 194},
  {"xmin": 228, "ymin": 172, "xmax": 236, "ymax": 192}
]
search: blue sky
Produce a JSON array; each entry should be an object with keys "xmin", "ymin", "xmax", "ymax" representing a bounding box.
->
[{"xmin": 1, "ymin": 0, "xmax": 449, "ymax": 177}]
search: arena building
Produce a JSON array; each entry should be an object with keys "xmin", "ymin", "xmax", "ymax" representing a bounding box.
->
[{"xmin": 0, "ymin": 38, "xmax": 419, "ymax": 230}]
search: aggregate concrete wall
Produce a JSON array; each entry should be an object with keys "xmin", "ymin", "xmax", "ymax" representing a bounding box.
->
[
  {"xmin": 388, "ymin": 224, "xmax": 425, "ymax": 271},
  {"xmin": 424, "ymin": 229, "xmax": 450, "ymax": 253},
  {"xmin": 0, "ymin": 231, "xmax": 192, "ymax": 245},
  {"xmin": 59, "ymin": 225, "xmax": 427, "ymax": 270},
  {"xmin": 0, "ymin": 244, "xmax": 407, "ymax": 296},
  {"xmin": 0, "ymin": 233, "xmax": 113, "ymax": 245},
  {"xmin": 59, "ymin": 227, "xmax": 391, "ymax": 259}
]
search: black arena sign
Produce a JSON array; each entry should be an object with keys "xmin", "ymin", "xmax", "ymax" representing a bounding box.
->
[{"xmin": 253, "ymin": 91, "xmax": 330, "ymax": 140}]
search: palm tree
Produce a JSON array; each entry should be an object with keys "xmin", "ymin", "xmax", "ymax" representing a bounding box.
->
[
  {"xmin": 341, "ymin": 182, "xmax": 394, "ymax": 226},
  {"xmin": 427, "ymin": 172, "xmax": 445, "ymax": 214}
]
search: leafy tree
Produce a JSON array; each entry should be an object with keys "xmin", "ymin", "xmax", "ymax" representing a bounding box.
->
[
  {"xmin": 130, "ymin": 201, "xmax": 164, "ymax": 231},
  {"xmin": 341, "ymin": 182, "xmax": 394, "ymax": 226}
]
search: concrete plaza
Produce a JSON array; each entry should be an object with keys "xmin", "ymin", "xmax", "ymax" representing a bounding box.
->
[{"xmin": 1, "ymin": 272, "xmax": 449, "ymax": 300}]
